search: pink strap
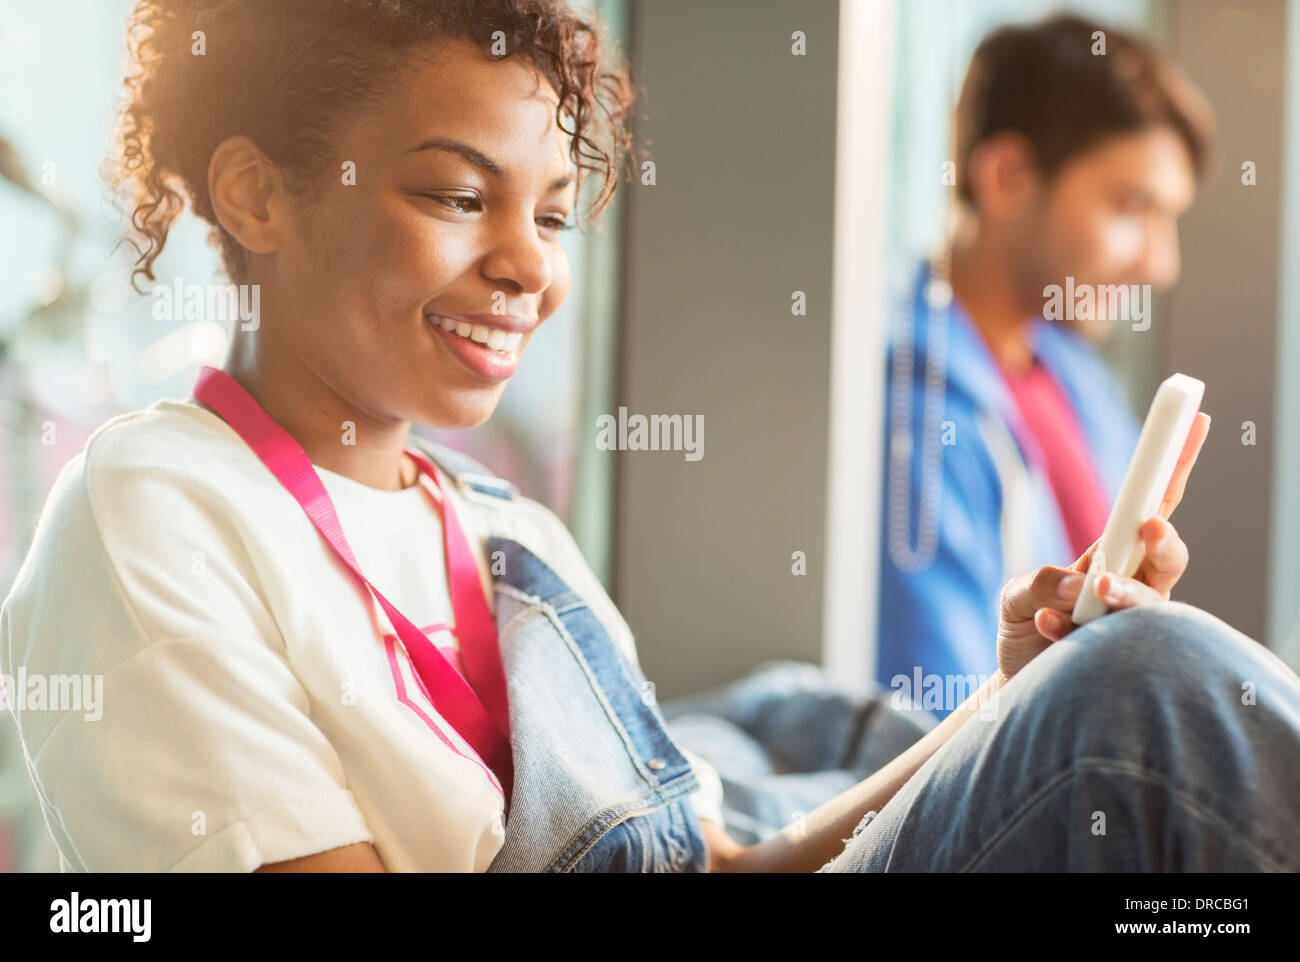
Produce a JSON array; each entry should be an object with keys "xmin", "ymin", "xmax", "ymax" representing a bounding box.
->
[
  {"xmin": 404, "ymin": 447, "xmax": 512, "ymax": 736},
  {"xmin": 192, "ymin": 366, "xmax": 514, "ymax": 803}
]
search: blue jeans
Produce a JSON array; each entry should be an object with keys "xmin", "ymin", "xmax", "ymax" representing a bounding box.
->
[
  {"xmin": 666, "ymin": 601, "xmax": 1300, "ymax": 871},
  {"xmin": 662, "ymin": 659, "xmax": 940, "ymax": 845}
]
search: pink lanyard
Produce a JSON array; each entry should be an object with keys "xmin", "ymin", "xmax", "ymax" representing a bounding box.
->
[{"xmin": 192, "ymin": 365, "xmax": 514, "ymax": 804}]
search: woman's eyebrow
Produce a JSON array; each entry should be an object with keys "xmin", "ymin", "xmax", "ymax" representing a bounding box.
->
[
  {"xmin": 406, "ymin": 136, "xmax": 502, "ymax": 176},
  {"xmin": 404, "ymin": 136, "xmax": 573, "ymax": 192}
]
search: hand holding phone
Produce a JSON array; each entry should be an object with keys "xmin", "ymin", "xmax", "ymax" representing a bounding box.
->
[
  {"xmin": 1003, "ymin": 385, "xmax": 1209, "ymax": 675},
  {"xmin": 1072, "ymin": 373, "xmax": 1208, "ymax": 625}
]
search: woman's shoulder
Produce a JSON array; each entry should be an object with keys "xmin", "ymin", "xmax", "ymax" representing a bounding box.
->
[
  {"xmin": 79, "ymin": 396, "xmax": 250, "ymax": 484},
  {"xmin": 68, "ymin": 395, "xmax": 273, "ymax": 510},
  {"xmin": 0, "ymin": 397, "xmax": 281, "ymax": 693},
  {"xmin": 7, "ymin": 397, "xmax": 266, "ymax": 602}
]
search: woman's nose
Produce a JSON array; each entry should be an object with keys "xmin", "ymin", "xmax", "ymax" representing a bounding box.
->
[{"xmin": 482, "ymin": 218, "xmax": 553, "ymax": 295}]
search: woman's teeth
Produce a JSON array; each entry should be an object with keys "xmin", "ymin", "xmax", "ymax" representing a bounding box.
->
[{"xmin": 432, "ymin": 315, "xmax": 522, "ymax": 354}]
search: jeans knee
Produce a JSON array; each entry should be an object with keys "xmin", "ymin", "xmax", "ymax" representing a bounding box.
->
[
  {"xmin": 1065, "ymin": 600, "xmax": 1251, "ymax": 690},
  {"xmin": 1022, "ymin": 599, "xmax": 1294, "ymax": 756}
]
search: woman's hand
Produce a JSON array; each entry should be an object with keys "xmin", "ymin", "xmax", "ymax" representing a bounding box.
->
[
  {"xmin": 996, "ymin": 412, "xmax": 1211, "ymax": 681},
  {"xmin": 699, "ymin": 817, "xmax": 747, "ymax": 872}
]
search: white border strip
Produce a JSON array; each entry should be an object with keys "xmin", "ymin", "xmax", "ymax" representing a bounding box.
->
[
  {"xmin": 1269, "ymin": 0, "xmax": 1300, "ymax": 666},
  {"xmin": 822, "ymin": 0, "xmax": 896, "ymax": 682}
]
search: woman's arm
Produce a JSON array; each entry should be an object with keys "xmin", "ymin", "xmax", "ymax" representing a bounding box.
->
[
  {"xmin": 255, "ymin": 842, "xmax": 387, "ymax": 872},
  {"xmin": 707, "ymin": 669, "xmax": 1006, "ymax": 873},
  {"xmin": 705, "ymin": 526, "xmax": 1167, "ymax": 873},
  {"xmin": 708, "ymin": 416, "xmax": 1210, "ymax": 873}
]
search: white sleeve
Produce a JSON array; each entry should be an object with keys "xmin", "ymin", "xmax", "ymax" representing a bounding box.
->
[
  {"xmin": 0, "ymin": 446, "xmax": 373, "ymax": 872},
  {"xmin": 679, "ymin": 746, "xmax": 726, "ymax": 827}
]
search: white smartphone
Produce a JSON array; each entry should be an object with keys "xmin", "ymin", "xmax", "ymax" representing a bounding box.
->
[{"xmin": 1071, "ymin": 373, "xmax": 1205, "ymax": 625}]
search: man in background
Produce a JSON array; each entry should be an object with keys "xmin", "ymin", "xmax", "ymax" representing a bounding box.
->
[{"xmin": 877, "ymin": 14, "xmax": 1216, "ymax": 715}]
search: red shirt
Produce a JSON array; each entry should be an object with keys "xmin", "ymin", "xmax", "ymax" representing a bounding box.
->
[{"xmin": 999, "ymin": 360, "xmax": 1110, "ymax": 557}]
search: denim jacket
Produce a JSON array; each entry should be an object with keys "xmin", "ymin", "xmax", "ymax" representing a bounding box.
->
[{"xmin": 411, "ymin": 438, "xmax": 710, "ymax": 872}]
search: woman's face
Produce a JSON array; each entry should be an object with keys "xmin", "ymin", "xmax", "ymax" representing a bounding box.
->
[{"xmin": 271, "ymin": 38, "xmax": 576, "ymax": 429}]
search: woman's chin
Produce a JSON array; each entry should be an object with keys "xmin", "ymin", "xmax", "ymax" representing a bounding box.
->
[{"xmin": 421, "ymin": 388, "xmax": 505, "ymax": 431}]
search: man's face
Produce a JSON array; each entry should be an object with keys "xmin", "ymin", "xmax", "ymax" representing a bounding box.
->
[{"xmin": 1008, "ymin": 124, "xmax": 1197, "ymax": 336}]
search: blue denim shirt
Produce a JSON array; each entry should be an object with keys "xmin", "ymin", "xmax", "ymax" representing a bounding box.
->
[{"xmin": 413, "ymin": 440, "xmax": 709, "ymax": 872}]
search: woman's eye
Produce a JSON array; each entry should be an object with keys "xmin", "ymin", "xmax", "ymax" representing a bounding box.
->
[
  {"xmin": 423, "ymin": 192, "xmax": 481, "ymax": 214},
  {"xmin": 538, "ymin": 214, "xmax": 574, "ymax": 232},
  {"xmin": 417, "ymin": 192, "xmax": 570, "ymax": 231}
]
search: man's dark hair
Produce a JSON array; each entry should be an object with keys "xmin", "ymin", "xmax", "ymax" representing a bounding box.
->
[{"xmin": 954, "ymin": 13, "xmax": 1216, "ymax": 205}]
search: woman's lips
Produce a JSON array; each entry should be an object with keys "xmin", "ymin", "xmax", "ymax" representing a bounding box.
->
[{"xmin": 427, "ymin": 313, "xmax": 521, "ymax": 382}]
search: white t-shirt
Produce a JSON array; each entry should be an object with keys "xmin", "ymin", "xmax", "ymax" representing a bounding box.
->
[{"xmin": 0, "ymin": 396, "xmax": 723, "ymax": 872}]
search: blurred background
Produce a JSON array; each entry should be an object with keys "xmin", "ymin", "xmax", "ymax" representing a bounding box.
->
[{"xmin": 3, "ymin": 0, "xmax": 1298, "ymax": 870}]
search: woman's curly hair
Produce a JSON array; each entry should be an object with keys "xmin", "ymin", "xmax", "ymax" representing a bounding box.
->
[{"xmin": 107, "ymin": 0, "xmax": 638, "ymax": 290}]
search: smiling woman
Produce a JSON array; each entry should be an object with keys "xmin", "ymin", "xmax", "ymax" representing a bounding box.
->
[
  {"xmin": 5, "ymin": 0, "xmax": 1300, "ymax": 880},
  {"xmin": 0, "ymin": 0, "xmax": 748, "ymax": 874},
  {"xmin": 109, "ymin": 0, "xmax": 633, "ymax": 458}
]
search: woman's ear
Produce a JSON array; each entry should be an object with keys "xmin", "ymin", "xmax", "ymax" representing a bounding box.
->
[{"xmin": 207, "ymin": 134, "xmax": 284, "ymax": 258}]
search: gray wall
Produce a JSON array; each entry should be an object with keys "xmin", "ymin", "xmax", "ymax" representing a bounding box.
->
[
  {"xmin": 1160, "ymin": 0, "xmax": 1286, "ymax": 643},
  {"xmin": 614, "ymin": 0, "xmax": 841, "ymax": 698}
]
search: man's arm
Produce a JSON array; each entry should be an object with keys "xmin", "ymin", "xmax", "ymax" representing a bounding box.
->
[{"xmin": 708, "ymin": 669, "xmax": 1007, "ymax": 872}]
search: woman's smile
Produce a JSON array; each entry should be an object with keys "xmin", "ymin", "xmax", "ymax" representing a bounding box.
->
[{"xmin": 426, "ymin": 309, "xmax": 536, "ymax": 382}]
